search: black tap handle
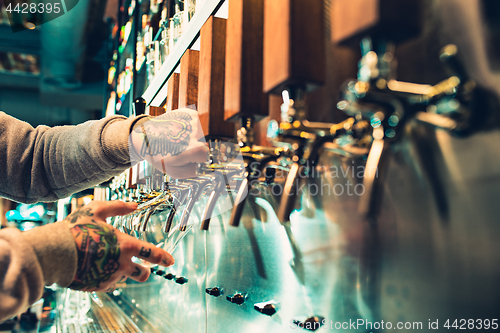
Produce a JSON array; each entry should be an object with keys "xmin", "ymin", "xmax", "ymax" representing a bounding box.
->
[
  {"xmin": 439, "ymin": 44, "xmax": 469, "ymax": 82},
  {"xmin": 133, "ymin": 97, "xmax": 147, "ymax": 116},
  {"xmin": 206, "ymin": 287, "xmax": 223, "ymax": 297},
  {"xmin": 227, "ymin": 293, "xmax": 246, "ymax": 305}
]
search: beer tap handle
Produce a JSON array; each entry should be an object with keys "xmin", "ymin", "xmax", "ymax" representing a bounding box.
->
[
  {"xmin": 178, "ymin": 179, "xmax": 211, "ymax": 231},
  {"xmin": 140, "ymin": 204, "xmax": 158, "ymax": 232},
  {"xmin": 200, "ymin": 175, "xmax": 225, "ymax": 230},
  {"xmin": 133, "ymin": 97, "xmax": 147, "ymax": 116},
  {"xmin": 439, "ymin": 44, "xmax": 469, "ymax": 82},
  {"xmin": 229, "ymin": 152, "xmax": 280, "ymax": 227},
  {"xmin": 358, "ymin": 137, "xmax": 390, "ymax": 221},
  {"xmin": 164, "ymin": 187, "xmax": 190, "ymax": 233},
  {"xmin": 277, "ymin": 162, "xmax": 302, "ymax": 223},
  {"xmin": 229, "ymin": 177, "xmax": 249, "ymax": 227}
]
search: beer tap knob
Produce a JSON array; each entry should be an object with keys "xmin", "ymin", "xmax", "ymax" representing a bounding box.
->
[
  {"xmin": 133, "ymin": 97, "xmax": 147, "ymax": 116},
  {"xmin": 439, "ymin": 44, "xmax": 469, "ymax": 82}
]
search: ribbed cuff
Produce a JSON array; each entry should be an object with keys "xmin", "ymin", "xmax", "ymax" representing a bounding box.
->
[
  {"xmin": 101, "ymin": 115, "xmax": 149, "ymax": 165},
  {"xmin": 22, "ymin": 222, "xmax": 77, "ymax": 288}
]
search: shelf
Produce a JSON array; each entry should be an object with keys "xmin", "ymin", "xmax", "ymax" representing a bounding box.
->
[
  {"xmin": 0, "ymin": 71, "xmax": 39, "ymax": 89},
  {"xmin": 142, "ymin": 0, "xmax": 226, "ymax": 106},
  {"xmin": 0, "ymin": 24, "xmax": 41, "ymax": 55}
]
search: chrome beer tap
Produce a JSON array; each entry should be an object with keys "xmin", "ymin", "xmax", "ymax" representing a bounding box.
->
[
  {"xmin": 338, "ymin": 39, "xmax": 490, "ymax": 221},
  {"xmin": 196, "ymin": 139, "xmax": 244, "ymax": 231},
  {"xmin": 228, "ymin": 116, "xmax": 285, "ymax": 227},
  {"xmin": 270, "ymin": 87, "xmax": 358, "ymax": 223}
]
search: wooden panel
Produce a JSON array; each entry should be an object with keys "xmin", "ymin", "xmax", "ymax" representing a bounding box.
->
[
  {"xmin": 198, "ymin": 16, "xmax": 234, "ymax": 138},
  {"xmin": 166, "ymin": 73, "xmax": 180, "ymax": 112},
  {"xmin": 148, "ymin": 106, "xmax": 166, "ymax": 116},
  {"xmin": 224, "ymin": 0, "xmax": 268, "ymax": 121},
  {"xmin": 263, "ymin": 0, "xmax": 325, "ymax": 95},
  {"xmin": 179, "ymin": 49, "xmax": 200, "ymax": 108},
  {"xmin": 331, "ymin": 0, "xmax": 422, "ymax": 47}
]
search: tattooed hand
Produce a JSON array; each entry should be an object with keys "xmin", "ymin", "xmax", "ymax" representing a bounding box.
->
[
  {"xmin": 130, "ymin": 108, "xmax": 209, "ymax": 178},
  {"xmin": 65, "ymin": 201, "xmax": 174, "ymax": 292}
]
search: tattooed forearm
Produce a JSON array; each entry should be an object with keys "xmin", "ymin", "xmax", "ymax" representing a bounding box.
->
[
  {"xmin": 139, "ymin": 247, "xmax": 151, "ymax": 258},
  {"xmin": 138, "ymin": 112, "xmax": 193, "ymax": 158},
  {"xmin": 67, "ymin": 208, "xmax": 94, "ymax": 224},
  {"xmin": 131, "ymin": 267, "xmax": 141, "ymax": 277},
  {"xmin": 69, "ymin": 223, "xmax": 120, "ymax": 291}
]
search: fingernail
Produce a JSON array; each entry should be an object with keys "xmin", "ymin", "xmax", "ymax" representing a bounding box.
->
[
  {"xmin": 128, "ymin": 202, "xmax": 138, "ymax": 209},
  {"xmin": 163, "ymin": 256, "xmax": 175, "ymax": 267}
]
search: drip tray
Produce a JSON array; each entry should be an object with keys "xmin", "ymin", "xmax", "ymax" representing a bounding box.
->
[{"xmin": 57, "ymin": 293, "xmax": 158, "ymax": 333}]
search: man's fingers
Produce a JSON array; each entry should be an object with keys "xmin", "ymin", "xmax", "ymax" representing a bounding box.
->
[
  {"xmin": 121, "ymin": 237, "xmax": 175, "ymax": 267},
  {"xmin": 92, "ymin": 201, "xmax": 138, "ymax": 219},
  {"xmin": 105, "ymin": 284, "xmax": 117, "ymax": 293},
  {"xmin": 127, "ymin": 264, "xmax": 151, "ymax": 283}
]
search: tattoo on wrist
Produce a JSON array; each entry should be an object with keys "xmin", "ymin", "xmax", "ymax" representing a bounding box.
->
[
  {"xmin": 67, "ymin": 208, "xmax": 93, "ymax": 224},
  {"xmin": 138, "ymin": 112, "xmax": 193, "ymax": 158},
  {"xmin": 131, "ymin": 267, "xmax": 141, "ymax": 277},
  {"xmin": 69, "ymin": 223, "xmax": 120, "ymax": 291},
  {"xmin": 139, "ymin": 247, "xmax": 151, "ymax": 258}
]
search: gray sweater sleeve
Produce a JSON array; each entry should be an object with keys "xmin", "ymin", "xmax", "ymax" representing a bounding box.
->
[
  {"xmin": 0, "ymin": 111, "xmax": 144, "ymax": 203},
  {"xmin": 0, "ymin": 223, "xmax": 77, "ymax": 322}
]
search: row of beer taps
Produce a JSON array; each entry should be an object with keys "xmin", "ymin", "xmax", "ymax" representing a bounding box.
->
[{"xmin": 108, "ymin": 36, "xmax": 488, "ymax": 245}]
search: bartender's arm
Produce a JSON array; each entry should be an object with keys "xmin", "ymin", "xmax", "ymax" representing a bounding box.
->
[{"xmin": 0, "ymin": 111, "xmax": 144, "ymax": 203}]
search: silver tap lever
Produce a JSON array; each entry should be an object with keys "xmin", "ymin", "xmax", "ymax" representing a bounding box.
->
[
  {"xmin": 277, "ymin": 162, "xmax": 302, "ymax": 223},
  {"xmin": 357, "ymin": 138, "xmax": 390, "ymax": 221},
  {"xmin": 164, "ymin": 187, "xmax": 190, "ymax": 233},
  {"xmin": 200, "ymin": 174, "xmax": 225, "ymax": 231},
  {"xmin": 229, "ymin": 177, "xmax": 249, "ymax": 227},
  {"xmin": 179, "ymin": 179, "xmax": 212, "ymax": 231}
]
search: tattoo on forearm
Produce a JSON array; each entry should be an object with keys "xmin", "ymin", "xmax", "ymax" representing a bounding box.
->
[
  {"xmin": 139, "ymin": 247, "xmax": 151, "ymax": 258},
  {"xmin": 67, "ymin": 208, "xmax": 93, "ymax": 224},
  {"xmin": 138, "ymin": 112, "xmax": 193, "ymax": 158},
  {"xmin": 69, "ymin": 223, "xmax": 120, "ymax": 291},
  {"xmin": 131, "ymin": 267, "xmax": 141, "ymax": 277}
]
